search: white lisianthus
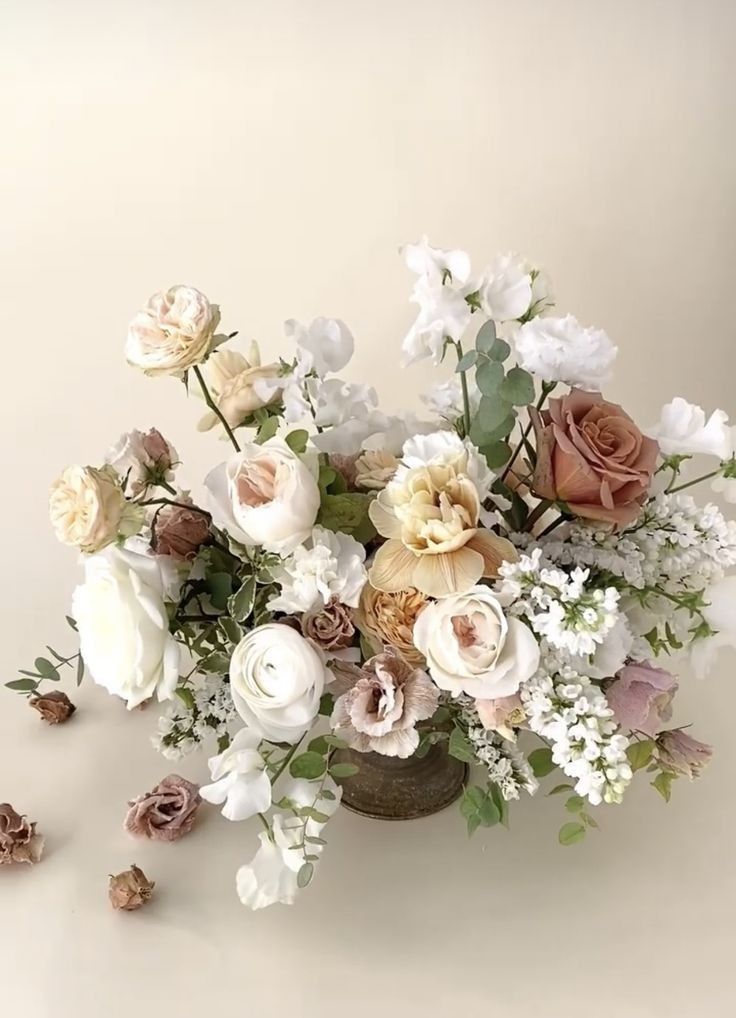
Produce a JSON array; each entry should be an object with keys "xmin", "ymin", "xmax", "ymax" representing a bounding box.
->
[
  {"xmin": 691, "ymin": 575, "xmax": 736, "ymax": 677},
  {"xmin": 200, "ymin": 728, "xmax": 271, "ymax": 821},
  {"xmin": 197, "ymin": 344, "xmax": 281, "ymax": 431},
  {"xmin": 286, "ymin": 317, "xmax": 354, "ymax": 375},
  {"xmin": 71, "ymin": 543, "xmax": 180, "ymax": 709},
  {"xmin": 478, "ymin": 253, "xmax": 533, "ymax": 322},
  {"xmin": 413, "ymin": 587, "xmax": 540, "ymax": 699},
  {"xmin": 126, "ymin": 284, "xmax": 220, "ymax": 377},
  {"xmin": 401, "ymin": 236, "xmax": 474, "ymax": 366},
  {"xmin": 236, "ymin": 777, "xmax": 341, "ymax": 910},
  {"xmin": 514, "ymin": 314, "xmax": 617, "ymax": 390},
  {"xmin": 268, "ymin": 526, "xmax": 367, "ymax": 614},
  {"xmin": 205, "ymin": 437, "xmax": 320, "ymax": 555},
  {"xmin": 49, "ymin": 464, "xmax": 141, "ymax": 553},
  {"xmin": 646, "ymin": 398, "xmax": 732, "ymax": 460},
  {"xmin": 229, "ymin": 624, "xmax": 327, "ymax": 742}
]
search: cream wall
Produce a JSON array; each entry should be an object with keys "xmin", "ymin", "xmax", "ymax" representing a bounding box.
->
[{"xmin": 1, "ymin": 2, "xmax": 735, "ymax": 1016}]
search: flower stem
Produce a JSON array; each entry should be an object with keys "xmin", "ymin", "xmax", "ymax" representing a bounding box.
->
[
  {"xmin": 525, "ymin": 499, "xmax": 553, "ymax": 531},
  {"xmin": 269, "ymin": 738, "xmax": 304, "ymax": 786},
  {"xmin": 666, "ymin": 469, "xmax": 721, "ymax": 494},
  {"xmin": 538, "ymin": 514, "xmax": 567, "ymax": 538},
  {"xmin": 501, "ymin": 382, "xmax": 555, "ymax": 483},
  {"xmin": 454, "ymin": 341, "xmax": 472, "ymax": 438},
  {"xmin": 141, "ymin": 497, "xmax": 211, "ymax": 517},
  {"xmin": 193, "ymin": 364, "xmax": 241, "ymax": 452}
]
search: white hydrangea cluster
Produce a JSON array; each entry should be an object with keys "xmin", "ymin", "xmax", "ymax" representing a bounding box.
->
[
  {"xmin": 521, "ymin": 668, "xmax": 632, "ymax": 806},
  {"xmin": 152, "ymin": 677, "xmax": 237, "ymax": 760},
  {"xmin": 498, "ymin": 548, "xmax": 620, "ymax": 657},
  {"xmin": 461, "ymin": 700, "xmax": 538, "ymax": 800}
]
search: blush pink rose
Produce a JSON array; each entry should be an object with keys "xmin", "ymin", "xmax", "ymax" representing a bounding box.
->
[
  {"xmin": 606, "ymin": 662, "xmax": 677, "ymax": 736},
  {"xmin": 531, "ymin": 389, "xmax": 658, "ymax": 526}
]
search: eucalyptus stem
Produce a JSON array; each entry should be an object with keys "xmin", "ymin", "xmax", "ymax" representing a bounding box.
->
[
  {"xmin": 270, "ymin": 738, "xmax": 304, "ymax": 786},
  {"xmin": 193, "ymin": 364, "xmax": 241, "ymax": 452},
  {"xmin": 501, "ymin": 381, "xmax": 555, "ymax": 483},
  {"xmin": 454, "ymin": 341, "xmax": 472, "ymax": 437},
  {"xmin": 666, "ymin": 469, "xmax": 721, "ymax": 494}
]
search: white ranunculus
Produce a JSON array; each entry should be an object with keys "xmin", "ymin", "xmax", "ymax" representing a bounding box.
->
[
  {"xmin": 205, "ymin": 437, "xmax": 320, "ymax": 555},
  {"xmin": 197, "ymin": 344, "xmax": 281, "ymax": 431},
  {"xmin": 691, "ymin": 575, "xmax": 736, "ymax": 677},
  {"xmin": 71, "ymin": 544, "xmax": 180, "ymax": 709},
  {"xmin": 514, "ymin": 314, "xmax": 617, "ymax": 391},
  {"xmin": 286, "ymin": 317, "xmax": 354, "ymax": 375},
  {"xmin": 49, "ymin": 464, "xmax": 141, "ymax": 553},
  {"xmin": 126, "ymin": 284, "xmax": 220, "ymax": 377},
  {"xmin": 200, "ymin": 728, "xmax": 271, "ymax": 821},
  {"xmin": 478, "ymin": 253, "xmax": 533, "ymax": 322},
  {"xmin": 229, "ymin": 624, "xmax": 327, "ymax": 742},
  {"xmin": 646, "ymin": 398, "xmax": 732, "ymax": 460},
  {"xmin": 268, "ymin": 526, "xmax": 367, "ymax": 614},
  {"xmin": 413, "ymin": 587, "xmax": 540, "ymax": 699}
]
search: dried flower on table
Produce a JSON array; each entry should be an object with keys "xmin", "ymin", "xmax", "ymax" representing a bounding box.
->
[
  {"xmin": 29, "ymin": 690, "xmax": 76, "ymax": 724},
  {"xmin": 0, "ymin": 803, "xmax": 44, "ymax": 865},
  {"xmin": 124, "ymin": 774, "xmax": 201, "ymax": 842},
  {"xmin": 109, "ymin": 864, "xmax": 155, "ymax": 911}
]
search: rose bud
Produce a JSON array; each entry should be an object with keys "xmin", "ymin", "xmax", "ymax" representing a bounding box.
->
[
  {"xmin": 0, "ymin": 803, "xmax": 44, "ymax": 865},
  {"xmin": 29, "ymin": 690, "xmax": 76, "ymax": 725},
  {"xmin": 109, "ymin": 864, "xmax": 155, "ymax": 911},
  {"xmin": 151, "ymin": 503, "xmax": 210, "ymax": 561}
]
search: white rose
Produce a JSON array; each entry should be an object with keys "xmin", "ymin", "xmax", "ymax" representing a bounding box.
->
[
  {"xmin": 205, "ymin": 437, "xmax": 320, "ymax": 555},
  {"xmin": 646, "ymin": 398, "xmax": 732, "ymax": 460},
  {"xmin": 126, "ymin": 284, "xmax": 220, "ymax": 376},
  {"xmin": 229, "ymin": 624, "xmax": 326, "ymax": 742},
  {"xmin": 200, "ymin": 728, "xmax": 271, "ymax": 821},
  {"xmin": 478, "ymin": 253, "xmax": 533, "ymax": 322},
  {"xmin": 198, "ymin": 345, "xmax": 281, "ymax": 431},
  {"xmin": 71, "ymin": 544, "xmax": 180, "ymax": 709},
  {"xmin": 413, "ymin": 586, "xmax": 540, "ymax": 698},
  {"xmin": 286, "ymin": 317, "xmax": 354, "ymax": 375},
  {"xmin": 268, "ymin": 526, "xmax": 367, "ymax": 615},
  {"xmin": 49, "ymin": 464, "xmax": 134, "ymax": 553},
  {"xmin": 514, "ymin": 314, "xmax": 617, "ymax": 391}
]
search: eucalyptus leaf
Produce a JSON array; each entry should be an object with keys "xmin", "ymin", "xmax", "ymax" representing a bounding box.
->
[
  {"xmin": 297, "ymin": 862, "xmax": 314, "ymax": 888},
  {"xmin": 499, "ymin": 366, "xmax": 535, "ymax": 406},
  {"xmin": 487, "ymin": 337, "xmax": 511, "ymax": 362},
  {"xmin": 289, "ymin": 752, "xmax": 327, "ymax": 780},
  {"xmin": 448, "ymin": 727, "xmax": 476, "ymax": 763},
  {"xmin": 475, "ymin": 320, "xmax": 497, "ymax": 353},
  {"xmin": 34, "ymin": 657, "xmax": 60, "ymax": 681},
  {"xmin": 476, "ymin": 359, "xmax": 504, "ymax": 396},
  {"xmin": 559, "ymin": 821, "xmax": 586, "ymax": 846},
  {"xmin": 6, "ymin": 678, "xmax": 38, "ymax": 692},
  {"xmin": 330, "ymin": 762, "xmax": 359, "ymax": 779},
  {"xmin": 455, "ymin": 350, "xmax": 478, "ymax": 372},
  {"xmin": 479, "ymin": 440, "xmax": 511, "ymax": 470}
]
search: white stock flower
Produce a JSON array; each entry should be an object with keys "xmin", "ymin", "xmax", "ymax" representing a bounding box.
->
[
  {"xmin": 229, "ymin": 624, "xmax": 327, "ymax": 743},
  {"xmin": 49, "ymin": 464, "xmax": 140, "ymax": 554},
  {"xmin": 397, "ymin": 430, "xmax": 493, "ymax": 498},
  {"xmin": 205, "ymin": 437, "xmax": 320, "ymax": 555},
  {"xmin": 71, "ymin": 543, "xmax": 180, "ymax": 709},
  {"xmin": 413, "ymin": 587, "xmax": 540, "ymax": 699},
  {"xmin": 126, "ymin": 284, "xmax": 220, "ymax": 376},
  {"xmin": 646, "ymin": 398, "xmax": 732, "ymax": 460},
  {"xmin": 268, "ymin": 525, "xmax": 367, "ymax": 614},
  {"xmin": 200, "ymin": 728, "xmax": 271, "ymax": 821},
  {"xmin": 197, "ymin": 345, "xmax": 281, "ymax": 431},
  {"xmin": 286, "ymin": 317, "xmax": 354, "ymax": 375},
  {"xmin": 401, "ymin": 236, "xmax": 474, "ymax": 366},
  {"xmin": 478, "ymin": 253, "xmax": 533, "ymax": 322},
  {"xmin": 514, "ymin": 314, "xmax": 617, "ymax": 390}
]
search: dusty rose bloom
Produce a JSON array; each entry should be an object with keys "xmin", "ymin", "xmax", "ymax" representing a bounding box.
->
[
  {"xmin": 355, "ymin": 583, "xmax": 429, "ymax": 666},
  {"xmin": 0, "ymin": 804, "xmax": 44, "ymax": 865},
  {"xmin": 109, "ymin": 864, "xmax": 155, "ymax": 911},
  {"xmin": 152, "ymin": 503, "xmax": 210, "ymax": 561},
  {"xmin": 331, "ymin": 649, "xmax": 439, "ymax": 758},
  {"xmin": 125, "ymin": 774, "xmax": 201, "ymax": 842},
  {"xmin": 301, "ymin": 599, "xmax": 356, "ymax": 651},
  {"xmin": 475, "ymin": 693, "xmax": 525, "ymax": 740},
  {"xmin": 531, "ymin": 389, "xmax": 658, "ymax": 526},
  {"xmin": 29, "ymin": 690, "xmax": 76, "ymax": 724},
  {"xmin": 657, "ymin": 730, "xmax": 713, "ymax": 778},
  {"xmin": 606, "ymin": 662, "xmax": 677, "ymax": 737}
]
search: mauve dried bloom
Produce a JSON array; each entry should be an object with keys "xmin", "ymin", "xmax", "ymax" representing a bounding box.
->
[
  {"xmin": 125, "ymin": 774, "xmax": 201, "ymax": 842},
  {"xmin": 657, "ymin": 729, "xmax": 713, "ymax": 779},
  {"xmin": 109, "ymin": 864, "xmax": 155, "ymax": 911},
  {"xmin": 328, "ymin": 453, "xmax": 359, "ymax": 489},
  {"xmin": 151, "ymin": 503, "xmax": 210, "ymax": 561},
  {"xmin": 301, "ymin": 599, "xmax": 356, "ymax": 651},
  {"xmin": 29, "ymin": 690, "xmax": 76, "ymax": 725},
  {"xmin": 0, "ymin": 803, "xmax": 44, "ymax": 865}
]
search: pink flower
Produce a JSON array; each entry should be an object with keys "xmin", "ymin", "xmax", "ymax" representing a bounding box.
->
[
  {"xmin": 657, "ymin": 730, "xmax": 713, "ymax": 778},
  {"xmin": 124, "ymin": 774, "xmax": 201, "ymax": 842},
  {"xmin": 606, "ymin": 662, "xmax": 677, "ymax": 736},
  {"xmin": 475, "ymin": 694, "xmax": 525, "ymax": 740}
]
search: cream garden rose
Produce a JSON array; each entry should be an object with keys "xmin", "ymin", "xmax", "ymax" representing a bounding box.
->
[
  {"xmin": 198, "ymin": 344, "xmax": 282, "ymax": 432},
  {"xmin": 205, "ymin": 437, "xmax": 320, "ymax": 555},
  {"xmin": 126, "ymin": 284, "xmax": 220, "ymax": 376},
  {"xmin": 229, "ymin": 624, "xmax": 327, "ymax": 743},
  {"xmin": 71, "ymin": 544, "xmax": 180, "ymax": 709},
  {"xmin": 49, "ymin": 464, "xmax": 138, "ymax": 554},
  {"xmin": 413, "ymin": 586, "xmax": 540, "ymax": 699}
]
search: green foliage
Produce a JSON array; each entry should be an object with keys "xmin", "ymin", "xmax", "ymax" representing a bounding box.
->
[
  {"xmin": 460, "ymin": 784, "xmax": 501, "ymax": 835},
  {"xmin": 329, "ymin": 762, "xmax": 359, "ymax": 779},
  {"xmin": 318, "ymin": 492, "xmax": 376, "ymax": 543},
  {"xmin": 651, "ymin": 770, "xmax": 675, "ymax": 802},
  {"xmin": 284, "ymin": 429, "xmax": 309, "ymax": 454},
  {"xmin": 528, "ymin": 747, "xmax": 556, "ymax": 777},
  {"xmin": 205, "ymin": 571, "xmax": 233, "ymax": 610},
  {"xmin": 627, "ymin": 739, "xmax": 656, "ymax": 772},
  {"xmin": 289, "ymin": 751, "xmax": 327, "ymax": 780},
  {"xmin": 448, "ymin": 727, "xmax": 476, "ymax": 763},
  {"xmin": 319, "ymin": 692, "xmax": 335, "ymax": 717},
  {"xmin": 478, "ymin": 440, "xmax": 512, "ymax": 470},
  {"xmin": 8, "ymin": 640, "xmax": 84, "ymax": 697},
  {"xmin": 297, "ymin": 862, "xmax": 314, "ymax": 888},
  {"xmin": 474, "ymin": 320, "xmax": 497, "ymax": 353},
  {"xmin": 499, "ymin": 367, "xmax": 535, "ymax": 406},
  {"xmin": 558, "ymin": 821, "xmax": 586, "ymax": 846},
  {"xmin": 228, "ymin": 575, "xmax": 256, "ymax": 623}
]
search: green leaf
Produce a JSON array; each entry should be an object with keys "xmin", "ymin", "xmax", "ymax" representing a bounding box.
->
[
  {"xmin": 321, "ymin": 789, "xmax": 336, "ymax": 801},
  {"xmin": 318, "ymin": 493, "xmax": 375, "ymax": 540},
  {"xmin": 499, "ymin": 367, "xmax": 535, "ymax": 406},
  {"xmin": 199, "ymin": 651, "xmax": 231, "ymax": 674},
  {"xmin": 627, "ymin": 739, "xmax": 656, "ymax": 772},
  {"xmin": 455, "ymin": 350, "xmax": 478, "ymax": 372},
  {"xmin": 475, "ymin": 320, "xmax": 497, "ymax": 353},
  {"xmin": 330, "ymin": 762, "xmax": 359, "ymax": 779},
  {"xmin": 580, "ymin": 811, "xmax": 599, "ymax": 829},
  {"xmin": 297, "ymin": 862, "xmax": 314, "ymax": 888},
  {"xmin": 206, "ymin": 572, "xmax": 233, "ymax": 610},
  {"xmin": 305, "ymin": 835, "xmax": 327, "ymax": 846},
  {"xmin": 652, "ymin": 771, "xmax": 674, "ymax": 803},
  {"xmin": 547, "ymin": 783, "xmax": 575, "ymax": 796},
  {"xmin": 475, "ymin": 359, "xmax": 504, "ymax": 396},
  {"xmin": 301, "ymin": 808, "xmax": 330, "ymax": 823},
  {"xmin": 488, "ymin": 782, "xmax": 509, "ymax": 829},
  {"xmin": 564, "ymin": 795, "xmax": 585, "ymax": 814},
  {"xmin": 285, "ymin": 429, "xmax": 309, "ymax": 455},
  {"xmin": 479, "ymin": 440, "xmax": 511, "ymax": 470},
  {"xmin": 323, "ymin": 734, "xmax": 348, "ymax": 749},
  {"xmin": 175, "ymin": 686, "xmax": 195, "ymax": 710},
  {"xmin": 448, "ymin": 727, "xmax": 476, "ymax": 763},
  {"xmin": 65, "ymin": 615, "xmax": 78, "ymax": 631},
  {"xmin": 255, "ymin": 415, "xmax": 279, "ymax": 444},
  {"xmin": 319, "ymin": 693, "xmax": 335, "ymax": 717},
  {"xmin": 227, "ymin": 575, "xmax": 257, "ymax": 622},
  {"xmin": 6, "ymin": 678, "xmax": 38, "ymax": 692},
  {"xmin": 289, "ymin": 752, "xmax": 327, "ymax": 780},
  {"xmin": 318, "ymin": 465, "xmax": 337, "ymax": 491},
  {"xmin": 308, "ymin": 735, "xmax": 329, "ymax": 755},
  {"xmin": 76, "ymin": 654, "xmax": 85, "ymax": 686},
  {"xmin": 487, "ymin": 337, "xmax": 511, "ymax": 362},
  {"xmin": 476, "ymin": 394, "xmax": 514, "ymax": 433},
  {"xmin": 559, "ymin": 821, "xmax": 586, "ymax": 846},
  {"xmin": 528, "ymin": 747, "xmax": 556, "ymax": 777},
  {"xmin": 34, "ymin": 657, "xmax": 60, "ymax": 681},
  {"xmin": 218, "ymin": 616, "xmax": 244, "ymax": 645},
  {"xmin": 459, "ymin": 785, "xmax": 500, "ymax": 835}
]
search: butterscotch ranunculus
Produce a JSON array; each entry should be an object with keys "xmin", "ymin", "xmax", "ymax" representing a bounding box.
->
[
  {"xmin": 531, "ymin": 389, "xmax": 658, "ymax": 527},
  {"xmin": 367, "ymin": 432, "xmax": 517, "ymax": 598},
  {"xmin": 126, "ymin": 285, "xmax": 220, "ymax": 377},
  {"xmin": 355, "ymin": 583, "xmax": 429, "ymax": 665},
  {"xmin": 49, "ymin": 465, "xmax": 135, "ymax": 554},
  {"xmin": 198, "ymin": 345, "xmax": 282, "ymax": 432}
]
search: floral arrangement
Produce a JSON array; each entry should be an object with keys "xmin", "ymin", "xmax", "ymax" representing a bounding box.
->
[{"xmin": 9, "ymin": 238, "xmax": 736, "ymax": 908}]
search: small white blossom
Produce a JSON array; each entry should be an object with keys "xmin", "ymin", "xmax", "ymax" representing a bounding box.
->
[
  {"xmin": 268, "ymin": 525, "xmax": 367, "ymax": 614},
  {"xmin": 514, "ymin": 314, "xmax": 617, "ymax": 390},
  {"xmin": 151, "ymin": 676, "xmax": 237, "ymax": 760},
  {"xmin": 460, "ymin": 698, "xmax": 538, "ymax": 800},
  {"xmin": 311, "ymin": 378, "xmax": 377, "ymax": 428}
]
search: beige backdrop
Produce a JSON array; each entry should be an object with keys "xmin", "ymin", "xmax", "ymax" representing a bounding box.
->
[{"xmin": 2, "ymin": 1, "xmax": 735, "ymax": 1015}]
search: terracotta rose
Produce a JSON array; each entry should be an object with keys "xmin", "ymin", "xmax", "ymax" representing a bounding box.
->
[{"xmin": 531, "ymin": 389, "xmax": 658, "ymax": 526}]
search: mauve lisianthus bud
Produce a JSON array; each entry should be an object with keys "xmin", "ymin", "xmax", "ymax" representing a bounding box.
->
[
  {"xmin": 657, "ymin": 730, "xmax": 713, "ymax": 779},
  {"xmin": 151, "ymin": 503, "xmax": 210, "ymax": 561},
  {"xmin": 29, "ymin": 690, "xmax": 76, "ymax": 725},
  {"xmin": 606, "ymin": 662, "xmax": 677, "ymax": 737},
  {"xmin": 301, "ymin": 599, "xmax": 356, "ymax": 651},
  {"xmin": 0, "ymin": 804, "xmax": 44, "ymax": 865},
  {"xmin": 124, "ymin": 774, "xmax": 201, "ymax": 842},
  {"xmin": 109, "ymin": 864, "xmax": 155, "ymax": 911}
]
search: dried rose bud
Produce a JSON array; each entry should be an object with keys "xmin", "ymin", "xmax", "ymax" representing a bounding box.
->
[
  {"xmin": 29, "ymin": 690, "xmax": 76, "ymax": 725},
  {"xmin": 109, "ymin": 864, "xmax": 155, "ymax": 911},
  {"xmin": 301, "ymin": 599, "xmax": 356, "ymax": 651},
  {"xmin": 124, "ymin": 774, "xmax": 201, "ymax": 842},
  {"xmin": 151, "ymin": 503, "xmax": 210, "ymax": 561},
  {"xmin": 0, "ymin": 803, "xmax": 44, "ymax": 865},
  {"xmin": 140, "ymin": 428, "xmax": 176, "ymax": 475}
]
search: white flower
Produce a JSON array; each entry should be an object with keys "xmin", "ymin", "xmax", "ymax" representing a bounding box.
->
[
  {"xmin": 286, "ymin": 317, "xmax": 354, "ymax": 375},
  {"xmin": 578, "ymin": 615, "xmax": 634, "ymax": 680},
  {"xmin": 397, "ymin": 430, "xmax": 494, "ymax": 500},
  {"xmin": 254, "ymin": 350, "xmax": 311, "ymax": 424},
  {"xmin": 200, "ymin": 728, "xmax": 271, "ymax": 821},
  {"xmin": 268, "ymin": 526, "xmax": 367, "ymax": 614},
  {"xmin": 646, "ymin": 398, "xmax": 732, "ymax": 460},
  {"xmin": 229, "ymin": 624, "xmax": 327, "ymax": 742},
  {"xmin": 712, "ymin": 471, "xmax": 736, "ymax": 504},
  {"xmin": 413, "ymin": 587, "xmax": 540, "ymax": 699},
  {"xmin": 312, "ymin": 378, "xmax": 377, "ymax": 428},
  {"xmin": 401, "ymin": 236, "xmax": 474, "ymax": 366},
  {"xmin": 126, "ymin": 284, "xmax": 220, "ymax": 376},
  {"xmin": 197, "ymin": 344, "xmax": 281, "ymax": 431},
  {"xmin": 71, "ymin": 543, "xmax": 179, "ymax": 709},
  {"xmin": 478, "ymin": 253, "xmax": 533, "ymax": 322},
  {"xmin": 105, "ymin": 428, "xmax": 178, "ymax": 496},
  {"xmin": 421, "ymin": 378, "xmax": 480, "ymax": 421},
  {"xmin": 49, "ymin": 465, "xmax": 132, "ymax": 554},
  {"xmin": 691, "ymin": 575, "xmax": 736, "ymax": 677},
  {"xmin": 514, "ymin": 314, "xmax": 617, "ymax": 390},
  {"xmin": 205, "ymin": 437, "xmax": 320, "ymax": 555},
  {"xmin": 311, "ymin": 410, "xmax": 436, "ymax": 458},
  {"xmin": 354, "ymin": 449, "xmax": 399, "ymax": 490}
]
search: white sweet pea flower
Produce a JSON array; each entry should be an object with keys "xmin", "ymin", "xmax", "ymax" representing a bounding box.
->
[
  {"xmin": 200, "ymin": 728, "xmax": 271, "ymax": 821},
  {"xmin": 421, "ymin": 377, "xmax": 480, "ymax": 421},
  {"xmin": 478, "ymin": 253, "xmax": 533, "ymax": 322},
  {"xmin": 646, "ymin": 398, "xmax": 732, "ymax": 460},
  {"xmin": 286, "ymin": 317, "xmax": 354, "ymax": 375},
  {"xmin": 311, "ymin": 378, "xmax": 378, "ymax": 428},
  {"xmin": 691, "ymin": 575, "xmax": 736, "ymax": 677},
  {"xmin": 514, "ymin": 314, "xmax": 617, "ymax": 390},
  {"xmin": 712, "ymin": 471, "xmax": 736, "ymax": 504},
  {"xmin": 311, "ymin": 410, "xmax": 437, "ymax": 458},
  {"xmin": 268, "ymin": 526, "xmax": 367, "ymax": 615}
]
